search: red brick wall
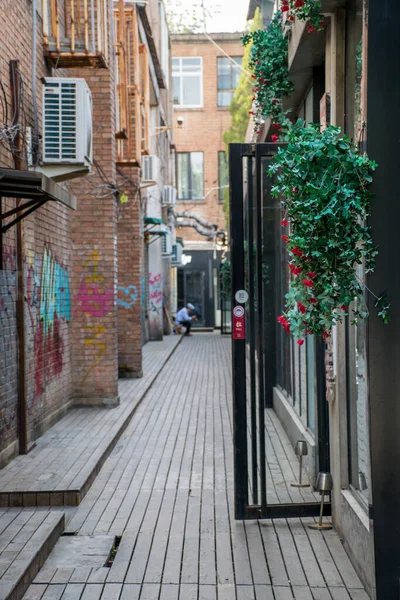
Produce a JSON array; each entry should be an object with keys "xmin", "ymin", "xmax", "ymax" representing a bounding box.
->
[
  {"xmin": 171, "ymin": 35, "xmax": 244, "ymax": 242},
  {"xmin": 117, "ymin": 166, "xmax": 143, "ymax": 377},
  {"xmin": 0, "ymin": 0, "xmax": 74, "ymax": 464}
]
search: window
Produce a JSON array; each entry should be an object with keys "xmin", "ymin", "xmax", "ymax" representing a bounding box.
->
[
  {"xmin": 218, "ymin": 151, "xmax": 228, "ymax": 202},
  {"xmin": 172, "ymin": 57, "xmax": 203, "ymax": 107},
  {"xmin": 217, "ymin": 56, "xmax": 242, "ymax": 107},
  {"xmin": 177, "ymin": 152, "xmax": 204, "ymax": 200}
]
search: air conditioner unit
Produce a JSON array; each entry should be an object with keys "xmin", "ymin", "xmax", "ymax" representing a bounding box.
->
[
  {"xmin": 162, "ymin": 186, "xmax": 177, "ymax": 207},
  {"xmin": 171, "ymin": 242, "xmax": 183, "ymax": 266},
  {"xmin": 161, "ymin": 229, "xmax": 173, "ymax": 257},
  {"xmin": 141, "ymin": 155, "xmax": 160, "ymax": 185},
  {"xmin": 38, "ymin": 78, "xmax": 92, "ymax": 181}
]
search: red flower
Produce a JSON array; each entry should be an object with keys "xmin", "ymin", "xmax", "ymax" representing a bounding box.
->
[
  {"xmin": 281, "ymin": 235, "xmax": 289, "ymax": 243},
  {"xmin": 322, "ymin": 331, "xmax": 330, "ymax": 340},
  {"xmin": 319, "ymin": 21, "xmax": 325, "ymax": 28},
  {"xmin": 251, "ymin": 74, "xmax": 256, "ymax": 79},
  {"xmin": 305, "ymin": 329, "xmax": 311, "ymax": 335},
  {"xmin": 294, "ymin": 0, "xmax": 305, "ymax": 6},
  {"xmin": 271, "ymin": 98, "xmax": 278, "ymax": 103},
  {"xmin": 280, "ymin": 219, "xmax": 289, "ymax": 227},
  {"xmin": 297, "ymin": 339, "xmax": 305, "ymax": 346},
  {"xmin": 302, "ymin": 279, "xmax": 314, "ymax": 288},
  {"xmin": 272, "ymin": 123, "xmax": 281, "ymax": 130},
  {"xmin": 277, "ymin": 315, "xmax": 290, "ymax": 334},
  {"xmin": 288, "ymin": 14, "xmax": 295, "ymax": 20},
  {"xmin": 342, "ymin": 304, "xmax": 349, "ymax": 311},
  {"xmin": 289, "ymin": 264, "xmax": 302, "ymax": 275},
  {"xmin": 271, "ymin": 134, "xmax": 279, "ymax": 142},
  {"xmin": 310, "ymin": 298, "xmax": 317, "ymax": 304},
  {"xmin": 307, "ymin": 271, "xmax": 316, "ymax": 279},
  {"xmin": 249, "ymin": 110, "xmax": 255, "ymax": 115},
  {"xmin": 292, "ymin": 186, "xmax": 299, "ymax": 194},
  {"xmin": 298, "ymin": 302, "xmax": 306, "ymax": 315},
  {"xmin": 281, "ymin": 4, "xmax": 290, "ymax": 11},
  {"xmin": 257, "ymin": 130, "xmax": 263, "ymax": 135},
  {"xmin": 252, "ymin": 96, "xmax": 256, "ymax": 102},
  {"xmin": 292, "ymin": 246, "xmax": 303, "ymax": 257},
  {"xmin": 307, "ymin": 26, "xmax": 315, "ymax": 33}
]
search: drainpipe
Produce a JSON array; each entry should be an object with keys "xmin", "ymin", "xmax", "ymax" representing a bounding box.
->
[{"xmin": 10, "ymin": 60, "xmax": 28, "ymax": 455}]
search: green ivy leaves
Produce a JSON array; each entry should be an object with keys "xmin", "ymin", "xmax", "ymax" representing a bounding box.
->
[{"xmin": 269, "ymin": 120, "xmax": 388, "ymax": 342}]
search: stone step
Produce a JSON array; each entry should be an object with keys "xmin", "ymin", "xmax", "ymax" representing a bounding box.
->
[{"xmin": 0, "ymin": 510, "xmax": 64, "ymax": 600}]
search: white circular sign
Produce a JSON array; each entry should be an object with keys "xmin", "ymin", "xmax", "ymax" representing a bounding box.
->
[
  {"xmin": 233, "ymin": 305, "xmax": 245, "ymax": 318},
  {"xmin": 235, "ymin": 289, "xmax": 249, "ymax": 304}
]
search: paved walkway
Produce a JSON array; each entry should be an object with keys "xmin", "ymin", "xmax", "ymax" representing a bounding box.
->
[
  {"xmin": 0, "ymin": 336, "xmax": 181, "ymax": 507},
  {"xmin": 22, "ymin": 334, "xmax": 368, "ymax": 600}
]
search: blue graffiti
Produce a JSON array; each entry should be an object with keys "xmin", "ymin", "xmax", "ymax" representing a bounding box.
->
[
  {"xmin": 39, "ymin": 247, "xmax": 71, "ymax": 332},
  {"xmin": 117, "ymin": 285, "xmax": 138, "ymax": 308}
]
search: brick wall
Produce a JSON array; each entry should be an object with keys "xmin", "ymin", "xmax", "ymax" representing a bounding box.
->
[
  {"xmin": 0, "ymin": 0, "xmax": 74, "ymax": 464},
  {"xmin": 171, "ymin": 34, "xmax": 244, "ymax": 243},
  {"xmin": 117, "ymin": 166, "xmax": 143, "ymax": 377}
]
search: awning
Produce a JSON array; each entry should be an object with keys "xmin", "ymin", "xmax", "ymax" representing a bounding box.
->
[
  {"xmin": 144, "ymin": 216, "xmax": 163, "ymax": 226},
  {"xmin": 0, "ymin": 169, "xmax": 76, "ymax": 234}
]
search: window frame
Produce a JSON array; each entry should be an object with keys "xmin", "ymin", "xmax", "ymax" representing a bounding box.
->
[
  {"xmin": 172, "ymin": 57, "xmax": 203, "ymax": 108},
  {"xmin": 217, "ymin": 55, "xmax": 243, "ymax": 107},
  {"xmin": 177, "ymin": 151, "xmax": 204, "ymax": 201}
]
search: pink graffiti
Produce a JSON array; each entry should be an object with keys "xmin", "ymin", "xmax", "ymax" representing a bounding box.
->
[
  {"xmin": 150, "ymin": 290, "xmax": 163, "ymax": 303},
  {"xmin": 149, "ymin": 273, "xmax": 161, "ymax": 286},
  {"xmin": 77, "ymin": 280, "xmax": 113, "ymax": 318}
]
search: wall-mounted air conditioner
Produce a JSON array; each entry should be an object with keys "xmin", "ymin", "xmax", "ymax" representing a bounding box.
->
[
  {"xmin": 162, "ymin": 186, "xmax": 177, "ymax": 207},
  {"xmin": 141, "ymin": 155, "xmax": 160, "ymax": 185},
  {"xmin": 161, "ymin": 229, "xmax": 173, "ymax": 257},
  {"xmin": 171, "ymin": 242, "xmax": 183, "ymax": 266},
  {"xmin": 36, "ymin": 78, "xmax": 93, "ymax": 182}
]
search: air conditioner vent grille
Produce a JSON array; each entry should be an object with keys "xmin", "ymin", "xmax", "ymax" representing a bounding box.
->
[{"xmin": 44, "ymin": 81, "xmax": 78, "ymax": 162}]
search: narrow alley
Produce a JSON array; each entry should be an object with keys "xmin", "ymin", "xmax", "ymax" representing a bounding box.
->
[{"xmin": 19, "ymin": 335, "xmax": 368, "ymax": 600}]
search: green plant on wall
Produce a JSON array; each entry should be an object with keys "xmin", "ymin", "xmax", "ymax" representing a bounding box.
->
[
  {"xmin": 222, "ymin": 9, "xmax": 263, "ymax": 227},
  {"xmin": 268, "ymin": 120, "xmax": 389, "ymax": 344},
  {"xmin": 279, "ymin": 0, "xmax": 324, "ymax": 32},
  {"xmin": 242, "ymin": 12, "xmax": 293, "ymax": 133}
]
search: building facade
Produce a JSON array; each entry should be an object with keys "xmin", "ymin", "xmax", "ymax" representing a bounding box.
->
[
  {"xmin": 239, "ymin": 0, "xmax": 400, "ymax": 597},
  {"xmin": 0, "ymin": 0, "xmax": 174, "ymax": 466},
  {"xmin": 171, "ymin": 32, "xmax": 244, "ymax": 327}
]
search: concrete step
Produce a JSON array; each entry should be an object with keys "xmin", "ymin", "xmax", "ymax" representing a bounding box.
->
[{"xmin": 0, "ymin": 510, "xmax": 64, "ymax": 600}]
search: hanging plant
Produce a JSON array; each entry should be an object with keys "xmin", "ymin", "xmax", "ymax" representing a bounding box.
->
[
  {"xmin": 242, "ymin": 12, "xmax": 293, "ymax": 133},
  {"xmin": 280, "ymin": 0, "xmax": 325, "ymax": 32},
  {"xmin": 268, "ymin": 120, "xmax": 389, "ymax": 344}
]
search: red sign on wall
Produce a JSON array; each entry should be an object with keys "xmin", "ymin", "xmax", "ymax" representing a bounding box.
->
[{"xmin": 232, "ymin": 305, "xmax": 245, "ymax": 340}]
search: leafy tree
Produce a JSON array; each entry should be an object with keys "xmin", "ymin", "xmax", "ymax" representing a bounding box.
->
[{"xmin": 222, "ymin": 8, "xmax": 263, "ymax": 225}]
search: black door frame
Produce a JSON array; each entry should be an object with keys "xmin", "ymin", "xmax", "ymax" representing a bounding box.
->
[{"xmin": 230, "ymin": 142, "xmax": 331, "ymax": 520}]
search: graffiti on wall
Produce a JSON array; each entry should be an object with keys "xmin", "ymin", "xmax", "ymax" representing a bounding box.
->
[
  {"xmin": 0, "ymin": 247, "xmax": 17, "ymax": 438},
  {"xmin": 117, "ymin": 285, "xmax": 137, "ymax": 308},
  {"xmin": 77, "ymin": 250, "xmax": 112, "ymax": 384},
  {"xmin": 26, "ymin": 246, "xmax": 71, "ymax": 401},
  {"xmin": 149, "ymin": 272, "xmax": 162, "ymax": 314}
]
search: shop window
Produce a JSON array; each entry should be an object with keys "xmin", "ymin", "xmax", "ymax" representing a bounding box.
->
[
  {"xmin": 177, "ymin": 152, "xmax": 204, "ymax": 200},
  {"xmin": 172, "ymin": 57, "xmax": 203, "ymax": 108},
  {"xmin": 217, "ymin": 56, "xmax": 242, "ymax": 107}
]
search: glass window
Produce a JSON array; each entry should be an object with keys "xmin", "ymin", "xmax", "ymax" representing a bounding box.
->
[
  {"xmin": 217, "ymin": 56, "xmax": 242, "ymax": 107},
  {"xmin": 172, "ymin": 57, "xmax": 203, "ymax": 107},
  {"xmin": 177, "ymin": 152, "xmax": 204, "ymax": 200},
  {"xmin": 218, "ymin": 151, "xmax": 228, "ymax": 202}
]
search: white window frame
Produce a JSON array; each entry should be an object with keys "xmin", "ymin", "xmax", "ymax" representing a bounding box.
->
[{"xmin": 172, "ymin": 56, "xmax": 203, "ymax": 108}]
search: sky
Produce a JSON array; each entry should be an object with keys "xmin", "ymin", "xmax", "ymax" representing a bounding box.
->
[{"xmin": 180, "ymin": 0, "xmax": 249, "ymax": 32}]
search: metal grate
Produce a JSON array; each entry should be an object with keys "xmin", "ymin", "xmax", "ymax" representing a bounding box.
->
[{"xmin": 43, "ymin": 81, "xmax": 77, "ymax": 162}]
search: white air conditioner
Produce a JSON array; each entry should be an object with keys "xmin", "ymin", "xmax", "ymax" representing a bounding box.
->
[
  {"xmin": 141, "ymin": 155, "xmax": 160, "ymax": 185},
  {"xmin": 38, "ymin": 78, "xmax": 92, "ymax": 181},
  {"xmin": 171, "ymin": 242, "xmax": 183, "ymax": 266},
  {"xmin": 161, "ymin": 229, "xmax": 173, "ymax": 257},
  {"xmin": 162, "ymin": 186, "xmax": 177, "ymax": 207}
]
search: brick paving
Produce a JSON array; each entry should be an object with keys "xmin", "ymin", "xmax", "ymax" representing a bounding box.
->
[{"xmin": 6, "ymin": 333, "xmax": 369, "ymax": 600}]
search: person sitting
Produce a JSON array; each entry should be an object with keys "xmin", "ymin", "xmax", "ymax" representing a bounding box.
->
[{"xmin": 175, "ymin": 303, "xmax": 197, "ymax": 336}]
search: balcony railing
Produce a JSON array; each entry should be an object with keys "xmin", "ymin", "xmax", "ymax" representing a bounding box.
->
[{"xmin": 42, "ymin": 0, "xmax": 109, "ymax": 68}]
